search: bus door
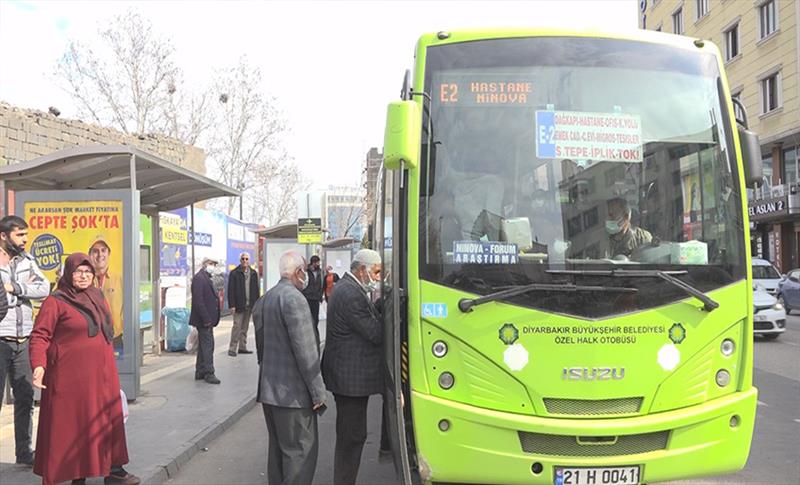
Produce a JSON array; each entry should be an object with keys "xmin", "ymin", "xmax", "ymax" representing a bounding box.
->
[{"xmin": 378, "ymin": 166, "xmax": 413, "ymax": 484}]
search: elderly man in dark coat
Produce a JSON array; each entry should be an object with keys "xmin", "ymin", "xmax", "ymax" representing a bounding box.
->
[
  {"xmin": 189, "ymin": 257, "xmax": 221, "ymax": 384},
  {"xmin": 322, "ymin": 249, "xmax": 383, "ymax": 485},
  {"xmin": 252, "ymin": 250, "xmax": 326, "ymax": 485}
]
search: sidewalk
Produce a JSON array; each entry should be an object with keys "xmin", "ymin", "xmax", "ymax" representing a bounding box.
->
[{"xmin": 0, "ymin": 315, "xmax": 266, "ymax": 485}]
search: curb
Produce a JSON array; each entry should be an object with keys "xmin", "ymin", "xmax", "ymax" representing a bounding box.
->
[{"xmin": 141, "ymin": 394, "xmax": 258, "ymax": 485}]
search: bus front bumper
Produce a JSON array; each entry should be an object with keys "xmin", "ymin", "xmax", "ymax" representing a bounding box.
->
[{"xmin": 412, "ymin": 387, "xmax": 757, "ymax": 484}]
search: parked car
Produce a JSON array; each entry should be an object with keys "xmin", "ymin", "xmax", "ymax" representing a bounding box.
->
[
  {"xmin": 753, "ymin": 285, "xmax": 786, "ymax": 339},
  {"xmin": 752, "ymin": 258, "xmax": 782, "ymax": 296},
  {"xmin": 778, "ymin": 268, "xmax": 800, "ymax": 314}
]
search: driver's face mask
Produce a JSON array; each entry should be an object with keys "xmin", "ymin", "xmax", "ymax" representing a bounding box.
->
[{"xmin": 605, "ymin": 218, "xmax": 624, "ymax": 235}]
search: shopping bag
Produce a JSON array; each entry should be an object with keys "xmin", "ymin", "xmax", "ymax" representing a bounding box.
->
[
  {"xmin": 120, "ymin": 389, "xmax": 129, "ymax": 424},
  {"xmin": 185, "ymin": 326, "xmax": 198, "ymax": 352}
]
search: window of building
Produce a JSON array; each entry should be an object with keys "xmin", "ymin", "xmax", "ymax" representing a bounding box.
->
[
  {"xmin": 763, "ymin": 153, "xmax": 774, "ymax": 187},
  {"xmin": 784, "ymin": 146, "xmax": 798, "ymax": 186},
  {"xmin": 724, "ymin": 23, "xmax": 739, "ymax": 60},
  {"xmin": 673, "ymin": 8, "xmax": 684, "ymax": 34},
  {"xmin": 732, "ymin": 90, "xmax": 745, "ymax": 123},
  {"xmin": 758, "ymin": 0, "xmax": 777, "ymax": 39},
  {"xmin": 695, "ymin": 0, "xmax": 709, "ymax": 20},
  {"xmin": 760, "ymin": 72, "xmax": 781, "ymax": 114}
]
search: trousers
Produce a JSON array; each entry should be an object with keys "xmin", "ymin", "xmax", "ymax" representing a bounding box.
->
[
  {"xmin": 229, "ymin": 309, "xmax": 251, "ymax": 353},
  {"xmin": 195, "ymin": 326, "xmax": 215, "ymax": 378},
  {"xmin": 262, "ymin": 404, "xmax": 319, "ymax": 485},
  {"xmin": 0, "ymin": 338, "xmax": 34, "ymax": 459},
  {"xmin": 333, "ymin": 394, "xmax": 371, "ymax": 485}
]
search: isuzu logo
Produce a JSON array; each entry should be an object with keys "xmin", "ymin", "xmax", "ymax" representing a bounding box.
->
[{"xmin": 562, "ymin": 367, "xmax": 625, "ymax": 381}]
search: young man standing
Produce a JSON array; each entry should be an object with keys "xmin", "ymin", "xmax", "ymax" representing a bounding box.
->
[{"xmin": 0, "ymin": 215, "xmax": 50, "ymax": 466}]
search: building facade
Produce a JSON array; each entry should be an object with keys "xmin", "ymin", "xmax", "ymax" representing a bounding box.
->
[
  {"xmin": 640, "ymin": 0, "xmax": 800, "ymax": 271},
  {"xmin": 363, "ymin": 147, "xmax": 383, "ymax": 229},
  {"xmin": 324, "ymin": 185, "xmax": 366, "ymax": 242}
]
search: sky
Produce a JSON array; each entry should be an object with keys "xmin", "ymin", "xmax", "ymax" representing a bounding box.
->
[{"xmin": 0, "ymin": 0, "xmax": 638, "ymax": 191}]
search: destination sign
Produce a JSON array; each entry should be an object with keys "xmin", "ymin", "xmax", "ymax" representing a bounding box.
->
[{"xmin": 434, "ymin": 73, "xmax": 535, "ymax": 106}]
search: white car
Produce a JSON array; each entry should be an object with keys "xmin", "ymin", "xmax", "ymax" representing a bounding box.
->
[
  {"xmin": 753, "ymin": 285, "xmax": 786, "ymax": 340},
  {"xmin": 752, "ymin": 258, "xmax": 782, "ymax": 296}
]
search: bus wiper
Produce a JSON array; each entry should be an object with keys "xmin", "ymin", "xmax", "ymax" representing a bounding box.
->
[
  {"xmin": 458, "ymin": 283, "xmax": 637, "ymax": 313},
  {"xmin": 547, "ymin": 269, "xmax": 719, "ymax": 312}
]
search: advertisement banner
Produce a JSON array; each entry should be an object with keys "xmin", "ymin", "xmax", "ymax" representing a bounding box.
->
[
  {"xmin": 159, "ymin": 209, "xmax": 189, "ymax": 278},
  {"xmin": 25, "ymin": 200, "xmax": 126, "ymax": 359}
]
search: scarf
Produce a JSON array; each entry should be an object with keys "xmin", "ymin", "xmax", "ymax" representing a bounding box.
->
[{"xmin": 54, "ymin": 253, "xmax": 114, "ymax": 342}]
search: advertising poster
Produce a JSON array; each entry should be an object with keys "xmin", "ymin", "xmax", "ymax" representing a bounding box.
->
[
  {"xmin": 159, "ymin": 209, "xmax": 189, "ymax": 278},
  {"xmin": 25, "ymin": 200, "xmax": 126, "ymax": 359},
  {"xmin": 227, "ymin": 216, "xmax": 257, "ymax": 271}
]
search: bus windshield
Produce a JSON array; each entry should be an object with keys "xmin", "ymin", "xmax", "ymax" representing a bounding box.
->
[{"xmin": 420, "ymin": 37, "xmax": 746, "ymax": 318}]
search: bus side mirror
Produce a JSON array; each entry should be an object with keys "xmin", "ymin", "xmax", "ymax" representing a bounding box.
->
[
  {"xmin": 383, "ymin": 101, "xmax": 421, "ymax": 170},
  {"xmin": 738, "ymin": 125, "xmax": 762, "ymax": 187}
]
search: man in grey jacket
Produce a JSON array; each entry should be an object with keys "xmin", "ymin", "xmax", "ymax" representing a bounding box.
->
[
  {"xmin": 252, "ymin": 250, "xmax": 326, "ymax": 485},
  {"xmin": 0, "ymin": 215, "xmax": 50, "ymax": 466}
]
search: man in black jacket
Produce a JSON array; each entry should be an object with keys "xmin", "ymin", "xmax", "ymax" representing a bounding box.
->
[
  {"xmin": 189, "ymin": 257, "xmax": 221, "ymax": 384},
  {"xmin": 226, "ymin": 252, "xmax": 260, "ymax": 357},
  {"xmin": 322, "ymin": 249, "xmax": 383, "ymax": 485},
  {"xmin": 301, "ymin": 255, "xmax": 323, "ymax": 343}
]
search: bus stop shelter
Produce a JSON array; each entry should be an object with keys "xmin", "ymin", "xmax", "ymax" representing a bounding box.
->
[
  {"xmin": 0, "ymin": 144, "xmax": 239, "ymax": 398},
  {"xmin": 321, "ymin": 237, "xmax": 356, "ymax": 277},
  {"xmin": 255, "ymin": 222, "xmax": 307, "ymax": 291}
]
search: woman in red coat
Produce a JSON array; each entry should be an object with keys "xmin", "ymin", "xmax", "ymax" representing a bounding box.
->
[{"xmin": 29, "ymin": 253, "xmax": 129, "ymax": 485}]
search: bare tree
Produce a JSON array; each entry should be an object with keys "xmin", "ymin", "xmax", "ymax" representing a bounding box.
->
[
  {"xmin": 207, "ymin": 58, "xmax": 290, "ymax": 216},
  {"xmin": 55, "ymin": 10, "xmax": 301, "ymax": 225},
  {"xmin": 245, "ymin": 160, "xmax": 309, "ymax": 227},
  {"xmin": 56, "ymin": 11, "xmax": 184, "ymax": 136}
]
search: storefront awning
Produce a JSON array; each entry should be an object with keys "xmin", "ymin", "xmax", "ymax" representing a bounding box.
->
[{"xmin": 0, "ymin": 144, "xmax": 239, "ymax": 213}]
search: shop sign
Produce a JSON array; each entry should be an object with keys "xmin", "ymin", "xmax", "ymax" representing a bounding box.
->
[{"xmin": 749, "ymin": 196, "xmax": 788, "ymax": 222}]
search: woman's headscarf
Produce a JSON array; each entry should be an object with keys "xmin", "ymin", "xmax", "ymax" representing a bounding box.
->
[{"xmin": 55, "ymin": 252, "xmax": 114, "ymax": 342}]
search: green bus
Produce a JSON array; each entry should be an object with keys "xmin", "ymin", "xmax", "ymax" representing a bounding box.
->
[{"xmin": 377, "ymin": 29, "xmax": 763, "ymax": 485}]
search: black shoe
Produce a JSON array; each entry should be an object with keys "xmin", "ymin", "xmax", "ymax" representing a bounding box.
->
[
  {"xmin": 204, "ymin": 374, "xmax": 221, "ymax": 384},
  {"xmin": 238, "ymin": 349, "xmax": 253, "ymax": 354},
  {"xmin": 195, "ymin": 374, "xmax": 205, "ymax": 380},
  {"xmin": 104, "ymin": 469, "xmax": 141, "ymax": 485},
  {"xmin": 227, "ymin": 350, "xmax": 237, "ymax": 357},
  {"xmin": 16, "ymin": 452, "xmax": 34, "ymax": 466}
]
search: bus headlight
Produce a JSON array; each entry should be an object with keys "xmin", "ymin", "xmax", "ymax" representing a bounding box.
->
[
  {"xmin": 720, "ymin": 339, "xmax": 736, "ymax": 357},
  {"xmin": 432, "ymin": 340, "xmax": 448, "ymax": 358},
  {"xmin": 438, "ymin": 372, "xmax": 455, "ymax": 390},
  {"xmin": 715, "ymin": 369, "xmax": 731, "ymax": 387}
]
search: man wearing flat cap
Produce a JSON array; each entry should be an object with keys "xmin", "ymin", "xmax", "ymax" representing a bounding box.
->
[
  {"xmin": 189, "ymin": 257, "xmax": 222, "ymax": 384},
  {"xmin": 322, "ymin": 249, "xmax": 384, "ymax": 485}
]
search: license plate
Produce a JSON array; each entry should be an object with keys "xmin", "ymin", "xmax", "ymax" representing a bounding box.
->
[
  {"xmin": 754, "ymin": 315, "xmax": 767, "ymax": 321},
  {"xmin": 554, "ymin": 466, "xmax": 640, "ymax": 485}
]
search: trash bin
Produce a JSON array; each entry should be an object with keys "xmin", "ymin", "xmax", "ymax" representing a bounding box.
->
[{"xmin": 163, "ymin": 307, "xmax": 191, "ymax": 352}]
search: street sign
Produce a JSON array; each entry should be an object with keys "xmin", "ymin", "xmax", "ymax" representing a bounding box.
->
[{"xmin": 298, "ymin": 217, "xmax": 322, "ymax": 244}]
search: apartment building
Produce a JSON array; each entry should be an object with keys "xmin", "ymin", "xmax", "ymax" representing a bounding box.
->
[{"xmin": 640, "ymin": 0, "xmax": 800, "ymax": 270}]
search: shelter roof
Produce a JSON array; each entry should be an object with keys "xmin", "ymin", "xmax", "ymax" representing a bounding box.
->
[
  {"xmin": 254, "ymin": 222, "xmax": 297, "ymax": 239},
  {"xmin": 0, "ymin": 144, "xmax": 239, "ymax": 213},
  {"xmin": 322, "ymin": 237, "xmax": 356, "ymax": 248}
]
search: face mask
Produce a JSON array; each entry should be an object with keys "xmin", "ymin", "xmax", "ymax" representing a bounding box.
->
[
  {"xmin": 300, "ymin": 270, "xmax": 309, "ymax": 290},
  {"xmin": 605, "ymin": 219, "xmax": 623, "ymax": 235},
  {"xmin": 205, "ymin": 265, "xmax": 215, "ymax": 274}
]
